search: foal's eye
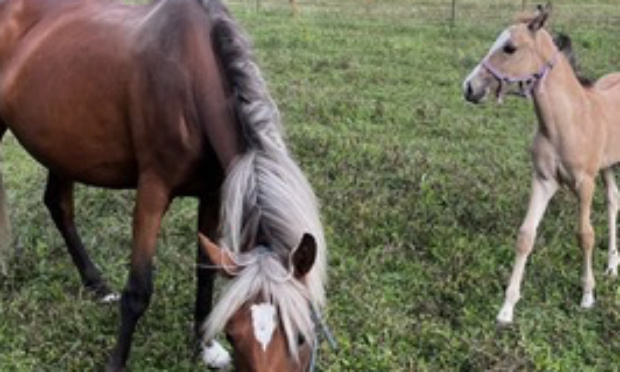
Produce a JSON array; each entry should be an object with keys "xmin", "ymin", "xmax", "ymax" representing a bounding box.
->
[{"xmin": 503, "ymin": 43, "xmax": 517, "ymax": 54}]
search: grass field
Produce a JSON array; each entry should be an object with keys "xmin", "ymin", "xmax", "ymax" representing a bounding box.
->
[{"xmin": 3, "ymin": 0, "xmax": 620, "ymax": 370}]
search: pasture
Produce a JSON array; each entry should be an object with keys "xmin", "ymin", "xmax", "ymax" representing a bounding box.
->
[{"xmin": 2, "ymin": 0, "xmax": 620, "ymax": 370}]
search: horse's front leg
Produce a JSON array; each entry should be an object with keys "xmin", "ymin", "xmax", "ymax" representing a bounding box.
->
[
  {"xmin": 106, "ymin": 178, "xmax": 171, "ymax": 371},
  {"xmin": 195, "ymin": 194, "xmax": 231, "ymax": 369},
  {"xmin": 603, "ymin": 168, "xmax": 620, "ymax": 277},
  {"xmin": 576, "ymin": 176, "xmax": 596, "ymax": 308},
  {"xmin": 497, "ymin": 175, "xmax": 557, "ymax": 324}
]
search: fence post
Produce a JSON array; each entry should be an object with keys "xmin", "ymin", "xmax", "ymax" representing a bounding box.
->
[
  {"xmin": 289, "ymin": 0, "xmax": 298, "ymax": 16},
  {"xmin": 451, "ymin": 0, "xmax": 456, "ymax": 26}
]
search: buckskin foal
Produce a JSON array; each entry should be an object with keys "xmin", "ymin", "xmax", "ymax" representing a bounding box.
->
[{"xmin": 463, "ymin": 5, "xmax": 620, "ymax": 324}]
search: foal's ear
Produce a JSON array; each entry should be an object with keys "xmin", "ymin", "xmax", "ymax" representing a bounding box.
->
[
  {"xmin": 198, "ymin": 233, "xmax": 238, "ymax": 276},
  {"xmin": 292, "ymin": 233, "xmax": 317, "ymax": 279},
  {"xmin": 529, "ymin": 3, "xmax": 551, "ymax": 31}
]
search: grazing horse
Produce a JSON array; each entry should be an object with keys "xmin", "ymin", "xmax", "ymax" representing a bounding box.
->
[
  {"xmin": 0, "ymin": 0, "xmax": 327, "ymax": 370},
  {"xmin": 463, "ymin": 4, "xmax": 620, "ymax": 324}
]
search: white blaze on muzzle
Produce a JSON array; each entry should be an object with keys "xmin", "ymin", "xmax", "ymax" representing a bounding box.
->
[
  {"xmin": 251, "ymin": 302, "xmax": 277, "ymax": 351},
  {"xmin": 463, "ymin": 28, "xmax": 512, "ymax": 93}
]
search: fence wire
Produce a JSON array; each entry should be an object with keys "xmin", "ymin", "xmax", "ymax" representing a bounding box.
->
[{"xmin": 228, "ymin": 0, "xmax": 620, "ymax": 29}]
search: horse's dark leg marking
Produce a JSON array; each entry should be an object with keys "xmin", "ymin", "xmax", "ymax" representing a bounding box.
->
[
  {"xmin": 194, "ymin": 193, "xmax": 220, "ymax": 355},
  {"xmin": 44, "ymin": 173, "xmax": 112, "ymax": 298},
  {"xmin": 107, "ymin": 178, "xmax": 170, "ymax": 371}
]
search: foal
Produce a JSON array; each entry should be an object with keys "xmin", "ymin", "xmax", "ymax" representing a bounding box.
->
[{"xmin": 463, "ymin": 5, "xmax": 620, "ymax": 324}]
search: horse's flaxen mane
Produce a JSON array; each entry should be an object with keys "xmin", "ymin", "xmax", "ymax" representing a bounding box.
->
[{"xmin": 199, "ymin": 0, "xmax": 326, "ymax": 359}]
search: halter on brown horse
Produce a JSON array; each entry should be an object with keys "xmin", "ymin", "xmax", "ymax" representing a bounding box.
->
[
  {"xmin": 0, "ymin": 0, "xmax": 327, "ymax": 370},
  {"xmin": 463, "ymin": 4, "xmax": 620, "ymax": 324}
]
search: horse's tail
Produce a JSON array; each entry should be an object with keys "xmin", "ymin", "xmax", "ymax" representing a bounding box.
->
[{"xmin": 199, "ymin": 0, "xmax": 327, "ymax": 307}]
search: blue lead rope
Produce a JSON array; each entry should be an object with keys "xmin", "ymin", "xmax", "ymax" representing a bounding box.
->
[{"xmin": 308, "ymin": 303, "xmax": 337, "ymax": 372}]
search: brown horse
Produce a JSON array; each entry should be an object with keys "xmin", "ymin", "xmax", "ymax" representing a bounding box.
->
[
  {"xmin": 0, "ymin": 0, "xmax": 327, "ymax": 370},
  {"xmin": 463, "ymin": 4, "xmax": 620, "ymax": 324}
]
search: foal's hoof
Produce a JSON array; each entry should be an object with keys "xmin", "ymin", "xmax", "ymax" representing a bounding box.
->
[
  {"xmin": 580, "ymin": 293, "xmax": 595, "ymax": 309},
  {"xmin": 202, "ymin": 340, "xmax": 231, "ymax": 369},
  {"xmin": 496, "ymin": 306, "xmax": 514, "ymax": 325},
  {"xmin": 605, "ymin": 265, "xmax": 618, "ymax": 278}
]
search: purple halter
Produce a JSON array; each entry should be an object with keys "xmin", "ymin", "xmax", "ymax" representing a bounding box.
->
[{"xmin": 482, "ymin": 51, "xmax": 560, "ymax": 100}]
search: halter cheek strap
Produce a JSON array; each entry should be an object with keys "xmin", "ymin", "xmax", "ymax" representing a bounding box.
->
[{"xmin": 482, "ymin": 51, "xmax": 560, "ymax": 100}]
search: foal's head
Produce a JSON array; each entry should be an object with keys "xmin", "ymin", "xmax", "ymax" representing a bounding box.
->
[
  {"xmin": 463, "ymin": 4, "xmax": 556, "ymax": 103},
  {"xmin": 199, "ymin": 233, "xmax": 318, "ymax": 371}
]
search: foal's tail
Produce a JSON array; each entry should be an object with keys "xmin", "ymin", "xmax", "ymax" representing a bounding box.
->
[{"xmin": 199, "ymin": 0, "xmax": 327, "ymax": 307}]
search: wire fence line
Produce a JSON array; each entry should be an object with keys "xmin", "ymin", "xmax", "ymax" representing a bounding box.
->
[{"xmin": 228, "ymin": 0, "xmax": 620, "ymax": 29}]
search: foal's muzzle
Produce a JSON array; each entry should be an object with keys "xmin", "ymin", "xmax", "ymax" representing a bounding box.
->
[{"xmin": 464, "ymin": 81, "xmax": 486, "ymax": 104}]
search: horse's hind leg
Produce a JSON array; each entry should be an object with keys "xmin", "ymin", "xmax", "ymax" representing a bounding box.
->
[
  {"xmin": 44, "ymin": 172, "xmax": 114, "ymax": 299},
  {"xmin": 497, "ymin": 176, "xmax": 558, "ymax": 324},
  {"xmin": 195, "ymin": 193, "xmax": 231, "ymax": 368},
  {"xmin": 0, "ymin": 125, "xmax": 11, "ymax": 276},
  {"xmin": 603, "ymin": 168, "xmax": 620, "ymax": 277}
]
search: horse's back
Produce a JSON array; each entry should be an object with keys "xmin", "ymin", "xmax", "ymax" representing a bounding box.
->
[{"xmin": 0, "ymin": 0, "xmax": 225, "ymax": 192}]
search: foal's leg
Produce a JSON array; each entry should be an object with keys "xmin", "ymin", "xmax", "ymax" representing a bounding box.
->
[
  {"xmin": 497, "ymin": 176, "xmax": 558, "ymax": 324},
  {"xmin": 106, "ymin": 179, "xmax": 170, "ymax": 371},
  {"xmin": 576, "ymin": 176, "xmax": 596, "ymax": 308},
  {"xmin": 0, "ymin": 125, "xmax": 11, "ymax": 276},
  {"xmin": 195, "ymin": 195, "xmax": 231, "ymax": 368},
  {"xmin": 603, "ymin": 169, "xmax": 620, "ymax": 277},
  {"xmin": 44, "ymin": 173, "xmax": 114, "ymax": 299}
]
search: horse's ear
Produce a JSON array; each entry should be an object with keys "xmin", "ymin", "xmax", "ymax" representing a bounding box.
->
[
  {"xmin": 292, "ymin": 233, "xmax": 317, "ymax": 279},
  {"xmin": 198, "ymin": 233, "xmax": 238, "ymax": 276},
  {"xmin": 529, "ymin": 3, "xmax": 551, "ymax": 31}
]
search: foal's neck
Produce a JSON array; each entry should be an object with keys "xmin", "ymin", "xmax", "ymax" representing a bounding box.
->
[{"xmin": 532, "ymin": 38, "xmax": 587, "ymax": 139}]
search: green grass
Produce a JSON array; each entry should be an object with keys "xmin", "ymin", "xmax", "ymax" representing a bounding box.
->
[{"xmin": 3, "ymin": 1, "xmax": 620, "ymax": 370}]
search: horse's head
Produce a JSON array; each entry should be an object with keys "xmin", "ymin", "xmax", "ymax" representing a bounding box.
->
[
  {"xmin": 199, "ymin": 233, "xmax": 318, "ymax": 371},
  {"xmin": 463, "ymin": 3, "xmax": 556, "ymax": 104}
]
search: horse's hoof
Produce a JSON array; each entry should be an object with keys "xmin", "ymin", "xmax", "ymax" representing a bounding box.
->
[
  {"xmin": 100, "ymin": 293, "xmax": 121, "ymax": 303},
  {"xmin": 202, "ymin": 340, "xmax": 231, "ymax": 369},
  {"xmin": 580, "ymin": 293, "xmax": 595, "ymax": 309}
]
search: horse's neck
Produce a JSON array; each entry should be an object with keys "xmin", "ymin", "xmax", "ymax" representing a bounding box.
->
[{"xmin": 532, "ymin": 55, "xmax": 588, "ymax": 140}]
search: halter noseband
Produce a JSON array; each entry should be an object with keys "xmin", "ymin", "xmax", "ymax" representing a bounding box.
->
[{"xmin": 482, "ymin": 50, "xmax": 560, "ymax": 100}]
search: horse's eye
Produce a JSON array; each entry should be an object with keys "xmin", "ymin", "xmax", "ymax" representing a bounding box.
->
[
  {"xmin": 297, "ymin": 333, "xmax": 306, "ymax": 346},
  {"xmin": 503, "ymin": 43, "xmax": 517, "ymax": 54}
]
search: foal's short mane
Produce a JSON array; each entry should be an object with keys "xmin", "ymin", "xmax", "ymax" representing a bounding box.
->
[
  {"xmin": 199, "ymin": 0, "xmax": 326, "ymax": 359},
  {"xmin": 553, "ymin": 32, "xmax": 594, "ymax": 87},
  {"xmin": 515, "ymin": 11, "xmax": 593, "ymax": 87}
]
